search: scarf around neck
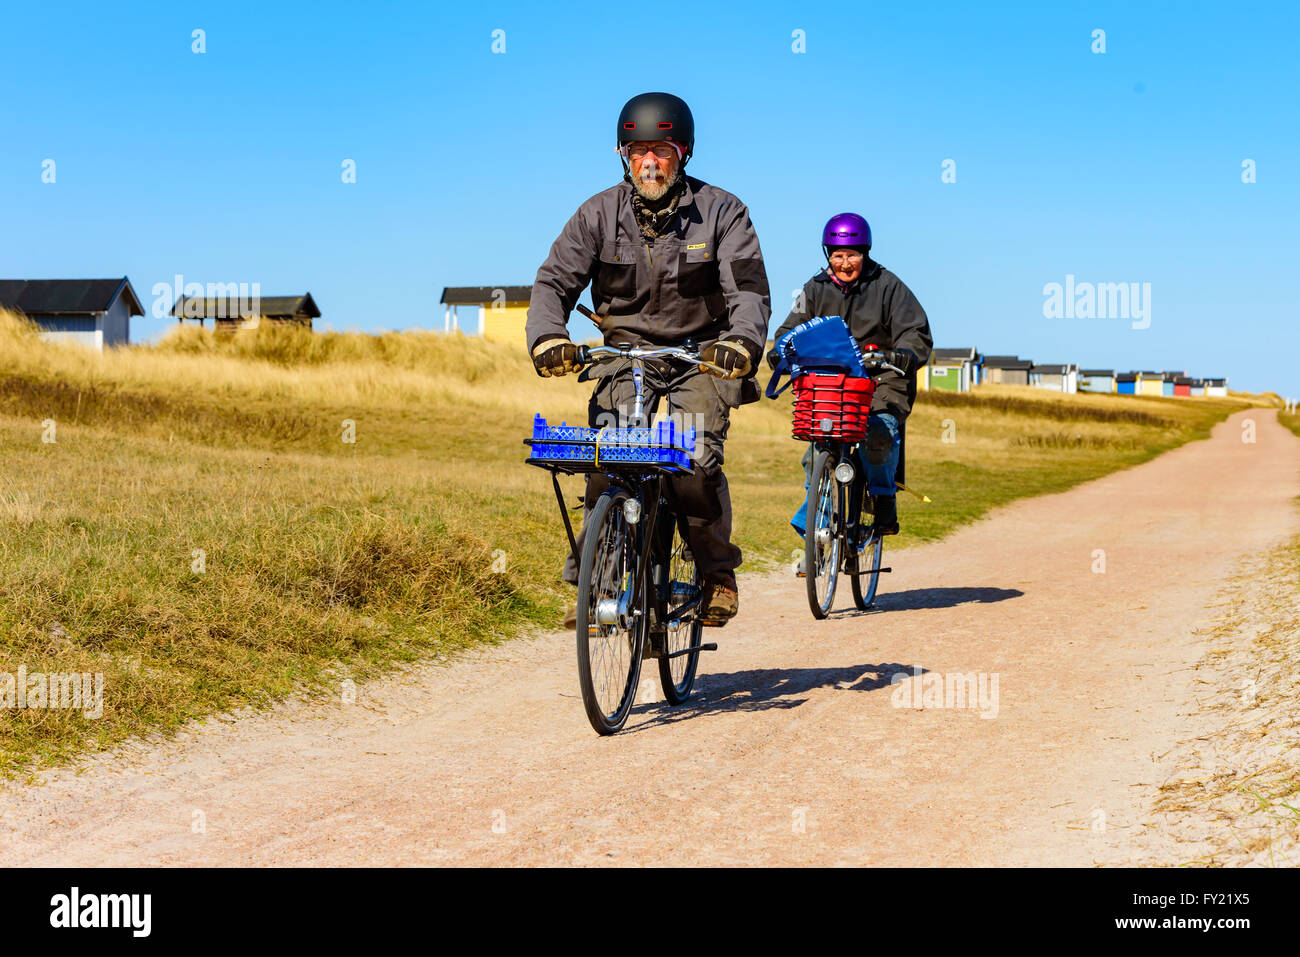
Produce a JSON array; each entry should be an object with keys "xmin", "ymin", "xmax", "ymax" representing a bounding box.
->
[{"xmin": 627, "ymin": 172, "xmax": 686, "ymax": 240}]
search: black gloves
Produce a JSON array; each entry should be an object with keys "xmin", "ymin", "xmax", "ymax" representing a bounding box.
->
[
  {"xmin": 885, "ymin": 348, "xmax": 920, "ymax": 376},
  {"xmin": 701, "ymin": 337, "xmax": 758, "ymax": 379},
  {"xmin": 766, "ymin": 347, "xmax": 781, "ymax": 371},
  {"xmin": 531, "ymin": 336, "xmax": 583, "ymax": 377}
]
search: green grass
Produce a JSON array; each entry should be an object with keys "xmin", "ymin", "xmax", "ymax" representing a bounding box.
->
[{"xmin": 0, "ymin": 313, "xmax": 1260, "ymax": 775}]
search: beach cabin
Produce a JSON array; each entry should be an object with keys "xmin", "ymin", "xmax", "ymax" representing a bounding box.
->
[
  {"xmin": 0, "ymin": 277, "xmax": 143, "ymax": 350},
  {"xmin": 1078, "ymin": 369, "xmax": 1115, "ymax": 393},
  {"xmin": 1173, "ymin": 376, "xmax": 1194, "ymax": 397},
  {"xmin": 1160, "ymin": 371, "xmax": 1182, "ymax": 397},
  {"xmin": 1137, "ymin": 371, "xmax": 1165, "ymax": 397},
  {"xmin": 1204, "ymin": 377, "xmax": 1228, "ymax": 397},
  {"xmin": 172, "ymin": 293, "xmax": 319, "ymax": 332},
  {"xmin": 1116, "ymin": 373, "xmax": 1137, "ymax": 395},
  {"xmin": 1029, "ymin": 363, "xmax": 1079, "ymax": 393},
  {"xmin": 1190, "ymin": 378, "xmax": 1206, "ymax": 397},
  {"xmin": 440, "ymin": 286, "xmax": 532, "ymax": 346},
  {"xmin": 922, "ymin": 347, "xmax": 979, "ymax": 392},
  {"xmin": 981, "ymin": 355, "xmax": 1033, "ymax": 386}
]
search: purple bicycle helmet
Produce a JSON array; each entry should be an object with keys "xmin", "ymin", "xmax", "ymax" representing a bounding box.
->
[{"xmin": 821, "ymin": 212, "xmax": 872, "ymax": 260}]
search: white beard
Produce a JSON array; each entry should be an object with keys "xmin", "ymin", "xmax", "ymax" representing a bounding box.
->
[{"xmin": 632, "ymin": 165, "xmax": 679, "ymax": 202}]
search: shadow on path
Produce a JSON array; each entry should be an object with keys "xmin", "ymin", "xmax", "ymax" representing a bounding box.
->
[
  {"xmin": 867, "ymin": 585, "xmax": 1024, "ymax": 612},
  {"xmin": 627, "ymin": 661, "xmax": 927, "ymax": 732}
]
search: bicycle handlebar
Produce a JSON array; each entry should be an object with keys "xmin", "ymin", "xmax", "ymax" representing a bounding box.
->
[
  {"xmin": 572, "ymin": 304, "xmax": 731, "ymax": 376},
  {"xmin": 577, "ymin": 343, "xmax": 730, "ymax": 377},
  {"xmin": 862, "ymin": 354, "xmax": 907, "ymax": 377}
]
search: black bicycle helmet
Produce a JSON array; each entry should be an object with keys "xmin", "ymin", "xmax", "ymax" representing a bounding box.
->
[{"xmin": 617, "ymin": 92, "xmax": 694, "ymax": 165}]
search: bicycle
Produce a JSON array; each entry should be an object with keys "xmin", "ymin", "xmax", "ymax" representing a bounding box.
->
[
  {"xmin": 799, "ymin": 352, "xmax": 904, "ymax": 619},
  {"xmin": 526, "ymin": 338, "xmax": 730, "ymax": 735}
]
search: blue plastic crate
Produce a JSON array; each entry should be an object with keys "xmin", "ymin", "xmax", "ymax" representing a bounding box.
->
[{"xmin": 527, "ymin": 415, "xmax": 695, "ymax": 472}]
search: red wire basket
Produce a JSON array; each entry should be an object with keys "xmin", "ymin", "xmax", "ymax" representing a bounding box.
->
[{"xmin": 791, "ymin": 373, "xmax": 875, "ymax": 442}]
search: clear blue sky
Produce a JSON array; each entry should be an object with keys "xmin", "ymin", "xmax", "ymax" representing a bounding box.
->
[{"xmin": 2, "ymin": 0, "xmax": 1296, "ymax": 395}]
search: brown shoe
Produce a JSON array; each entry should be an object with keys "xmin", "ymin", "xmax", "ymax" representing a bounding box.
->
[
  {"xmin": 700, "ymin": 575, "xmax": 738, "ymax": 626},
  {"xmin": 563, "ymin": 605, "xmax": 578, "ymax": 630}
]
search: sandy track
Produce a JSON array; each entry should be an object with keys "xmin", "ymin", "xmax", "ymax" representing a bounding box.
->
[{"xmin": 3, "ymin": 409, "xmax": 1297, "ymax": 867}]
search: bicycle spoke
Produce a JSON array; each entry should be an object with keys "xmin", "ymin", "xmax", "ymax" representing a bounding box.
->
[{"xmin": 585, "ymin": 508, "xmax": 637, "ymax": 717}]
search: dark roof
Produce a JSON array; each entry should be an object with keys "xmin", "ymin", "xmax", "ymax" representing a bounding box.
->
[
  {"xmin": 1079, "ymin": 369, "xmax": 1114, "ymax": 376},
  {"xmin": 441, "ymin": 286, "xmax": 532, "ymax": 305},
  {"xmin": 1116, "ymin": 373, "xmax": 1137, "ymax": 381},
  {"xmin": 1204, "ymin": 377, "xmax": 1226, "ymax": 385},
  {"xmin": 171, "ymin": 293, "xmax": 320, "ymax": 319},
  {"xmin": 982, "ymin": 355, "xmax": 1032, "ymax": 368},
  {"xmin": 0, "ymin": 278, "xmax": 144, "ymax": 316},
  {"xmin": 931, "ymin": 347, "xmax": 977, "ymax": 362},
  {"xmin": 1031, "ymin": 364, "xmax": 1069, "ymax": 374},
  {"xmin": 1174, "ymin": 376, "xmax": 1196, "ymax": 385}
]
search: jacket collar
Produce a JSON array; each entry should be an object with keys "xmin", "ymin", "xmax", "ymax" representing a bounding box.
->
[{"xmin": 617, "ymin": 174, "xmax": 700, "ymax": 238}]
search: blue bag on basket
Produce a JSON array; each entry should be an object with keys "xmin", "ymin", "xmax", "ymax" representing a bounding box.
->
[{"xmin": 765, "ymin": 315, "xmax": 867, "ymax": 398}]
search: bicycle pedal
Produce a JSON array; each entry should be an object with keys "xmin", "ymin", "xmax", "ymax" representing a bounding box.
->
[{"xmin": 699, "ymin": 618, "xmax": 730, "ymax": 628}]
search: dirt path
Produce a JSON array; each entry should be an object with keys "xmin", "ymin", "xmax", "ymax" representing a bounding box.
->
[{"xmin": 3, "ymin": 409, "xmax": 1297, "ymax": 867}]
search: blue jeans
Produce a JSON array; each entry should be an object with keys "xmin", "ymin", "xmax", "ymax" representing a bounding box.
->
[{"xmin": 791, "ymin": 412, "xmax": 900, "ymax": 538}]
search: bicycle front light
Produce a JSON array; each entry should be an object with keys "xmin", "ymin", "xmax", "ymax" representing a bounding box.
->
[
  {"xmin": 834, "ymin": 462, "xmax": 855, "ymax": 484},
  {"xmin": 623, "ymin": 499, "xmax": 642, "ymax": 524}
]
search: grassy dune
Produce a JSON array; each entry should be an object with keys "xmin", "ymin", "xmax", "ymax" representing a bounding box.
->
[
  {"xmin": 1281, "ymin": 408, "xmax": 1300, "ymax": 439},
  {"xmin": 0, "ymin": 310, "xmax": 1257, "ymax": 775}
]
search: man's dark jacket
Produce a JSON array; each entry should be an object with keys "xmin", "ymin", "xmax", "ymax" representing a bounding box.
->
[
  {"xmin": 772, "ymin": 261, "xmax": 933, "ymax": 417},
  {"xmin": 526, "ymin": 174, "xmax": 771, "ymax": 405}
]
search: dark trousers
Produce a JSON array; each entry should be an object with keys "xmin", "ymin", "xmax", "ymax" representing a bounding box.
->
[{"xmin": 561, "ymin": 361, "xmax": 741, "ymax": 585}]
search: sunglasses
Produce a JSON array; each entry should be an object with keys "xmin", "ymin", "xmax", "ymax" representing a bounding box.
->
[{"xmin": 620, "ymin": 143, "xmax": 680, "ymax": 160}]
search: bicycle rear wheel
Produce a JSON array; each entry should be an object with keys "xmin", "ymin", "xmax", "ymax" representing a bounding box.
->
[
  {"xmin": 658, "ymin": 515, "xmax": 702, "ymax": 704},
  {"xmin": 575, "ymin": 488, "xmax": 646, "ymax": 735},
  {"xmin": 804, "ymin": 449, "xmax": 841, "ymax": 619},
  {"xmin": 851, "ymin": 528, "xmax": 884, "ymax": 610}
]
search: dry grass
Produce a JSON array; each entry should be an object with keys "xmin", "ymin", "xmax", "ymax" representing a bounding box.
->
[
  {"xmin": 1281, "ymin": 408, "xmax": 1300, "ymax": 439},
  {"xmin": 0, "ymin": 308, "xmax": 1262, "ymax": 774},
  {"xmin": 1150, "ymin": 537, "xmax": 1300, "ymax": 866}
]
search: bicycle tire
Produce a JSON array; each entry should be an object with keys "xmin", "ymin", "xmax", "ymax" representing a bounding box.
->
[
  {"xmin": 658, "ymin": 514, "xmax": 702, "ymax": 704},
  {"xmin": 851, "ymin": 530, "xmax": 884, "ymax": 610},
  {"xmin": 575, "ymin": 488, "xmax": 646, "ymax": 735},
  {"xmin": 804, "ymin": 449, "xmax": 840, "ymax": 619}
]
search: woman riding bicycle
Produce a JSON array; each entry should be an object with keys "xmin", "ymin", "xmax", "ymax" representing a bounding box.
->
[{"xmin": 769, "ymin": 213, "xmax": 933, "ymax": 544}]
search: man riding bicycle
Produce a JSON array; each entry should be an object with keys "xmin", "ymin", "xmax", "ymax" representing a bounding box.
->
[
  {"xmin": 527, "ymin": 92, "xmax": 772, "ymax": 626},
  {"xmin": 770, "ymin": 212, "xmax": 932, "ymax": 542}
]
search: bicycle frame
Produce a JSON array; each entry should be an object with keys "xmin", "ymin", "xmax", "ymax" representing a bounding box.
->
[{"xmin": 538, "ymin": 342, "xmax": 715, "ymax": 635}]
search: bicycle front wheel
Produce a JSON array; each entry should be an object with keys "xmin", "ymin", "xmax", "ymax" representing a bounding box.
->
[
  {"xmin": 576, "ymin": 489, "xmax": 646, "ymax": 735},
  {"xmin": 658, "ymin": 516, "xmax": 703, "ymax": 705},
  {"xmin": 804, "ymin": 449, "xmax": 841, "ymax": 619}
]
